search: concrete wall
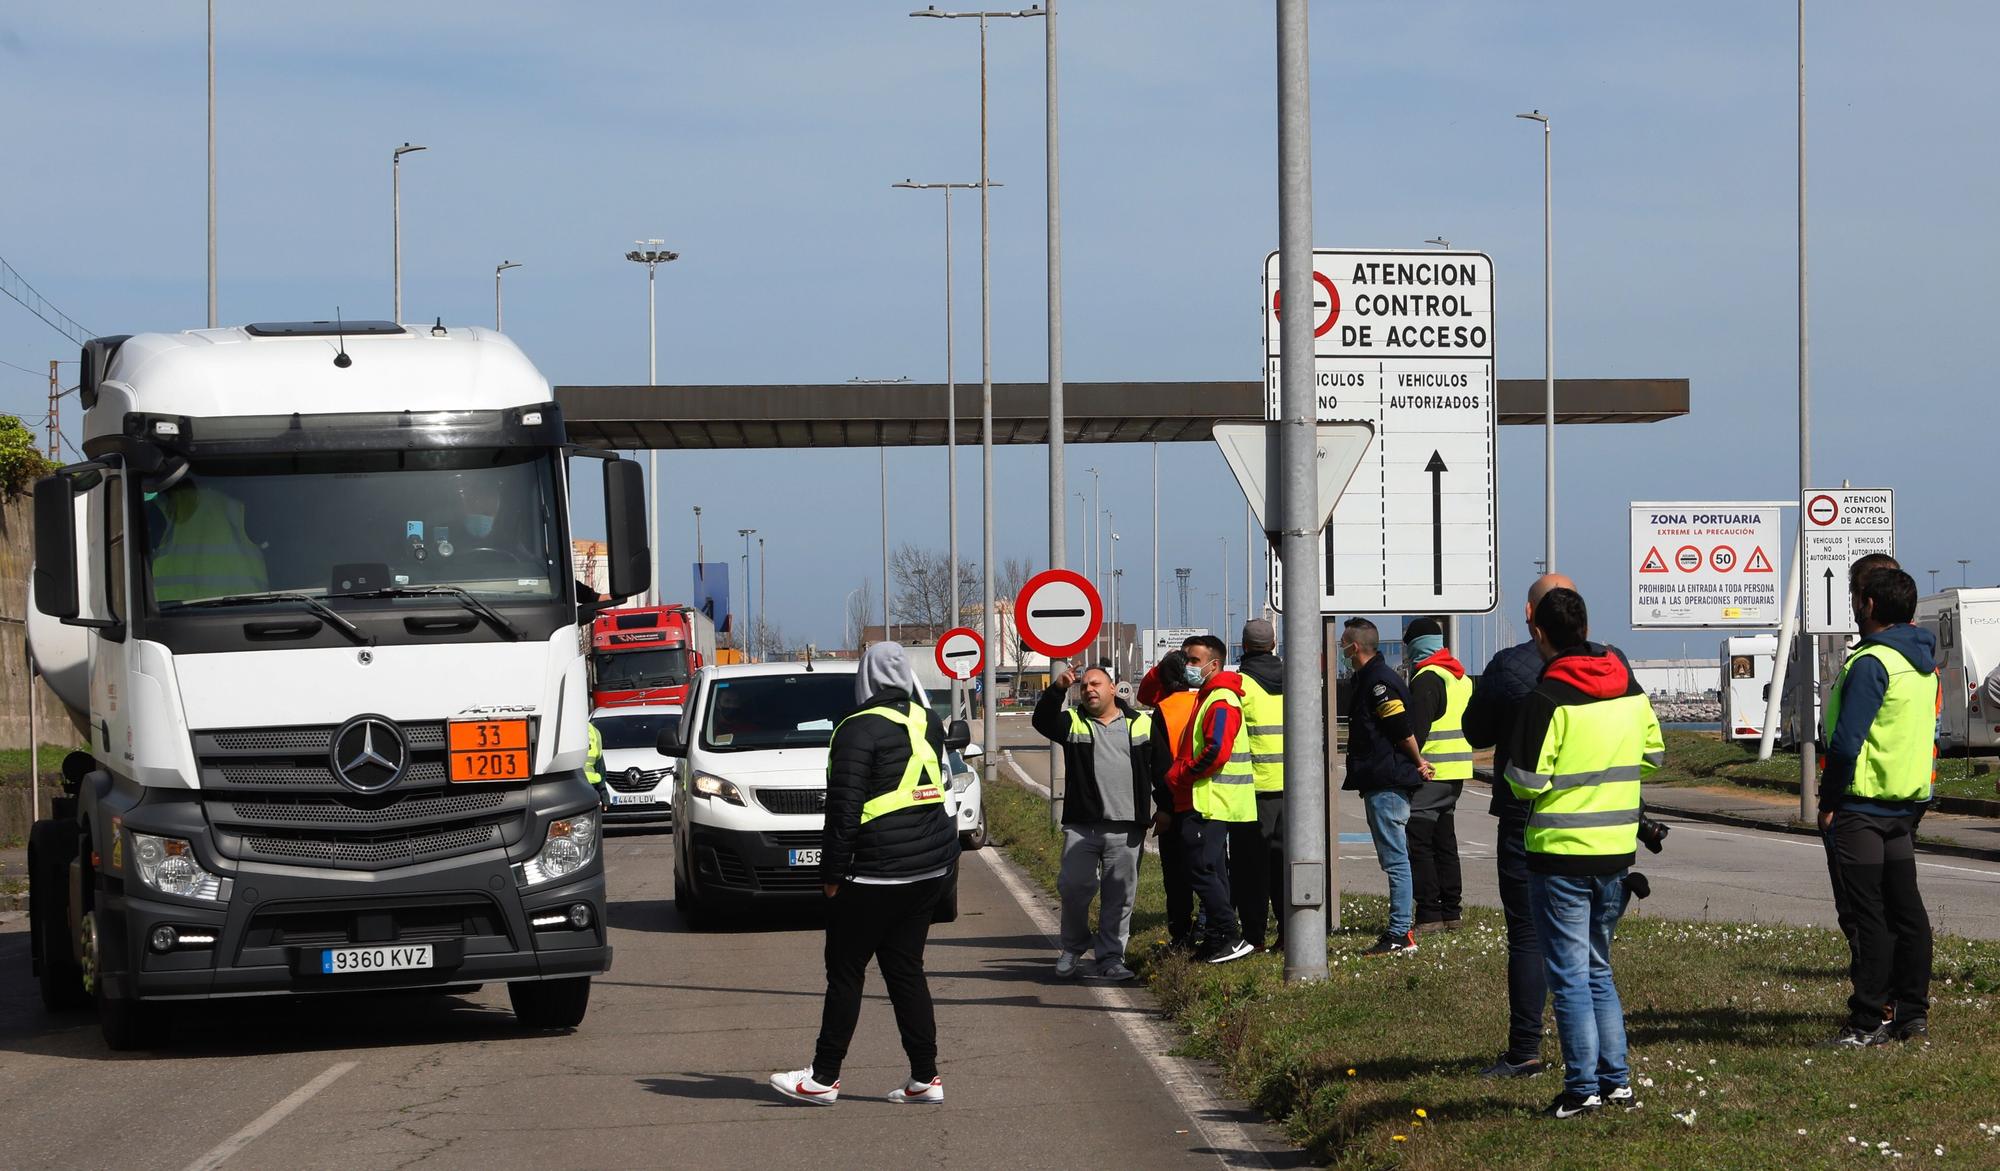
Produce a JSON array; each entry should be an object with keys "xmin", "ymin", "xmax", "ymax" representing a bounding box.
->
[{"xmin": 0, "ymin": 492, "xmax": 70, "ymax": 749}]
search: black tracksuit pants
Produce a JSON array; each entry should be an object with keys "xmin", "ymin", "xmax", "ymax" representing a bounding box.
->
[
  {"xmin": 812, "ymin": 874, "xmax": 946, "ymax": 1085},
  {"xmin": 1227, "ymin": 794, "xmax": 1286, "ymax": 947},
  {"xmin": 1176, "ymin": 812, "xmax": 1238, "ymax": 946},
  {"xmin": 1829, "ymin": 811, "xmax": 1932, "ymax": 1030},
  {"xmin": 1495, "ymin": 812, "xmax": 1548, "ymax": 1063},
  {"xmin": 1162, "ymin": 811, "xmax": 1197, "ymax": 944},
  {"xmin": 1408, "ymin": 808, "xmax": 1463, "ymax": 924}
]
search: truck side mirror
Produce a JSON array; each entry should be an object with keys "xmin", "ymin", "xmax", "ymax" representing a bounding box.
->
[
  {"xmin": 944, "ymin": 719, "xmax": 972, "ymax": 752},
  {"xmin": 32, "ymin": 473, "xmax": 79, "ymax": 620},
  {"xmin": 656, "ymin": 724, "xmax": 686, "ymax": 757},
  {"xmin": 603, "ymin": 458, "xmax": 651, "ymax": 602}
]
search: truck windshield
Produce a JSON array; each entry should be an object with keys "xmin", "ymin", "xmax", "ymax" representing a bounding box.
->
[
  {"xmin": 700, "ymin": 673, "xmax": 861, "ymax": 752},
  {"xmin": 593, "ymin": 648, "xmax": 690, "ymax": 691},
  {"xmin": 143, "ymin": 448, "xmax": 563, "ymax": 609}
]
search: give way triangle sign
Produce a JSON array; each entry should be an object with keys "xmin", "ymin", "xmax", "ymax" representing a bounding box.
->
[{"xmin": 1213, "ymin": 421, "xmax": 1376, "ymax": 543}]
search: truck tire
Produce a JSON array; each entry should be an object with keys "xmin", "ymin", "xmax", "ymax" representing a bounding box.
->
[
  {"xmin": 29, "ymin": 822, "xmax": 88, "ymax": 1012},
  {"xmin": 83, "ymin": 910, "xmax": 165, "ymax": 1051},
  {"xmin": 510, "ymin": 976, "xmax": 591, "ymax": 1029}
]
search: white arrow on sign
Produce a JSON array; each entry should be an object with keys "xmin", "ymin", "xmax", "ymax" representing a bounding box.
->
[{"xmin": 1213, "ymin": 421, "xmax": 1375, "ymax": 541}]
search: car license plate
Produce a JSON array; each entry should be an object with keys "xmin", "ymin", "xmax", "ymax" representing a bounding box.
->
[
  {"xmin": 787, "ymin": 848, "xmax": 820, "ymax": 867},
  {"xmin": 320, "ymin": 944, "xmax": 433, "ymax": 975},
  {"xmin": 609, "ymin": 791, "xmax": 657, "ymax": 806},
  {"xmin": 448, "ymin": 719, "xmax": 531, "ymax": 782}
]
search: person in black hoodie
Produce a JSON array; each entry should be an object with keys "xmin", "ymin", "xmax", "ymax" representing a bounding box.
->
[
  {"xmin": 772, "ymin": 642, "xmax": 960, "ymax": 1107},
  {"xmin": 1463, "ymin": 572, "xmax": 1573, "ymax": 1078}
]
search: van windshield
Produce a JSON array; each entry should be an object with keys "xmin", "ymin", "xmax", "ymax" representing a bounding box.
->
[{"xmin": 700, "ymin": 673, "xmax": 859, "ymax": 752}]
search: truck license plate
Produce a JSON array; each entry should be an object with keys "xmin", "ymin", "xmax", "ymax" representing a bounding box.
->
[
  {"xmin": 787, "ymin": 849, "xmax": 820, "ymax": 868},
  {"xmin": 321, "ymin": 945, "xmax": 433, "ymax": 974}
]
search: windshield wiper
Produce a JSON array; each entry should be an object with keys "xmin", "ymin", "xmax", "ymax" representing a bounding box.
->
[
  {"xmin": 348, "ymin": 585, "xmax": 524, "ymax": 641},
  {"xmin": 169, "ymin": 592, "xmax": 373, "ymax": 646}
]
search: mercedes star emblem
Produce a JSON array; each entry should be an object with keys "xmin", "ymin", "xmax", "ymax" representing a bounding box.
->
[{"xmin": 329, "ymin": 714, "xmax": 409, "ymax": 793}]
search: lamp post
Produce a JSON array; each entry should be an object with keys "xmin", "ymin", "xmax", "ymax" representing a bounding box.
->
[
  {"xmin": 1073, "ymin": 491, "xmax": 1088, "ymax": 569},
  {"xmin": 1102, "ymin": 511, "xmax": 1115, "ymax": 663},
  {"xmin": 739, "ymin": 528, "xmax": 758, "ymax": 658},
  {"xmin": 1928, "ymin": 569, "xmax": 1940, "ymax": 594},
  {"xmin": 494, "ymin": 261, "xmax": 521, "ymax": 331},
  {"xmin": 1424, "ymin": 236, "xmax": 1450, "ymax": 249},
  {"xmin": 759, "ymin": 536, "xmax": 767, "ymax": 658},
  {"xmin": 626, "ymin": 240, "xmax": 680, "ymax": 608},
  {"xmin": 882, "ymin": 445, "xmax": 893, "ymax": 642},
  {"xmin": 893, "ymin": 180, "xmax": 992, "ymax": 635},
  {"xmin": 911, "ymin": 2, "xmax": 1047, "ymax": 783},
  {"xmin": 1961, "ymin": 559, "xmax": 1973, "ymax": 589},
  {"xmin": 1219, "ymin": 535, "xmax": 1229, "ymax": 654},
  {"xmin": 207, "ymin": 0, "xmax": 217, "ymax": 328},
  {"xmin": 392, "ymin": 142, "xmax": 427, "ymax": 323},
  {"xmin": 1515, "ymin": 109, "xmax": 1554, "ymax": 572}
]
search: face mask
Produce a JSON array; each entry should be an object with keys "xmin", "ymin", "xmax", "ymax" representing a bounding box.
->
[
  {"xmin": 1182, "ymin": 665, "xmax": 1205, "ymax": 687},
  {"xmin": 465, "ymin": 514, "xmax": 495, "ymax": 538},
  {"xmin": 1339, "ymin": 647, "xmax": 1357, "ymax": 672}
]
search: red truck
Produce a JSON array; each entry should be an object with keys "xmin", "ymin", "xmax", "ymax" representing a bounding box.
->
[{"xmin": 590, "ymin": 605, "xmax": 719, "ymax": 709}]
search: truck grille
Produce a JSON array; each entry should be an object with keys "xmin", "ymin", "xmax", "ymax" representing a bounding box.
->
[
  {"xmin": 756, "ymin": 788, "xmax": 825, "ymax": 816},
  {"xmin": 195, "ymin": 720, "xmax": 536, "ymax": 870}
]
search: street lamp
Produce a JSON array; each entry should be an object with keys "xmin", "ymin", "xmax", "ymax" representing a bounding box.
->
[
  {"xmin": 1516, "ymin": 109, "xmax": 1555, "ymax": 572},
  {"xmin": 1424, "ymin": 236, "xmax": 1450, "ymax": 249},
  {"xmin": 494, "ymin": 261, "xmax": 522, "ymax": 331},
  {"xmin": 893, "ymin": 180, "xmax": 994, "ymax": 633},
  {"xmin": 911, "ymin": 2, "xmax": 1047, "ymax": 779},
  {"xmin": 392, "ymin": 142, "xmax": 427, "ymax": 323},
  {"xmin": 739, "ymin": 528, "xmax": 758, "ymax": 657},
  {"xmin": 207, "ymin": 0, "xmax": 217, "ymax": 327},
  {"xmin": 1928, "ymin": 568, "xmax": 1940, "ymax": 594},
  {"xmin": 626, "ymin": 240, "xmax": 681, "ymax": 607},
  {"xmin": 1960, "ymin": 559, "xmax": 1973, "ymax": 589}
]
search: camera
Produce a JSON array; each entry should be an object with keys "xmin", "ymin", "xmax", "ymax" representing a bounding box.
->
[{"xmin": 1637, "ymin": 815, "xmax": 1669, "ymax": 855}]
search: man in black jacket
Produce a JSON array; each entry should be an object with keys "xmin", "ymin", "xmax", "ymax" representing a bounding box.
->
[
  {"xmin": 772, "ymin": 642, "xmax": 960, "ymax": 1107},
  {"xmin": 1033, "ymin": 665, "xmax": 1172, "ymax": 981},
  {"xmin": 1341, "ymin": 618, "xmax": 1434, "ymax": 956},
  {"xmin": 1463, "ymin": 572, "xmax": 1572, "ymax": 1079}
]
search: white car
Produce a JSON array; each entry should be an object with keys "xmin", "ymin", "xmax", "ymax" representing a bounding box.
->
[
  {"xmin": 947, "ymin": 743, "xmax": 987, "ymax": 850},
  {"xmin": 662, "ymin": 661, "xmax": 970, "ymax": 927},
  {"xmin": 592, "ymin": 704, "xmax": 681, "ymax": 826}
]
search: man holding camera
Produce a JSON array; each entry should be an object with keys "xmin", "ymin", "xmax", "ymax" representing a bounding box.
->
[{"xmin": 1506, "ymin": 588, "xmax": 1663, "ymax": 1119}]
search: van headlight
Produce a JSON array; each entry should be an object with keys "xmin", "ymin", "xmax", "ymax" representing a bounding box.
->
[
  {"xmin": 691, "ymin": 773, "xmax": 745, "ymax": 806},
  {"xmin": 130, "ymin": 833, "xmax": 228, "ymax": 902},
  {"xmin": 513, "ymin": 813, "xmax": 599, "ymax": 887}
]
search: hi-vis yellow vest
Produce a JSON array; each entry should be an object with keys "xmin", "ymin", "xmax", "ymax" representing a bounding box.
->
[
  {"xmin": 1506, "ymin": 694, "xmax": 1663, "ymax": 861},
  {"xmin": 151, "ymin": 484, "xmax": 268, "ymax": 602},
  {"xmin": 1189, "ymin": 689, "xmax": 1257, "ymax": 822},
  {"xmin": 1240, "ymin": 675, "xmax": 1286, "ymax": 794},
  {"xmin": 1415, "ymin": 665, "xmax": 1474, "ymax": 783},
  {"xmin": 832, "ymin": 702, "xmax": 946, "ymax": 823},
  {"xmin": 1826, "ymin": 643, "xmax": 1939, "ymax": 804},
  {"xmin": 584, "ymin": 723, "xmax": 603, "ymax": 787}
]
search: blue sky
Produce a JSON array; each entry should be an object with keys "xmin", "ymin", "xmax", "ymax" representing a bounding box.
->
[{"xmin": 1, "ymin": 2, "xmax": 1993, "ymax": 659}]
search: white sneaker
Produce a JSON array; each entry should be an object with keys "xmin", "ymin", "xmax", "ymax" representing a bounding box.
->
[
  {"xmin": 1054, "ymin": 951, "xmax": 1079, "ymax": 978},
  {"xmin": 769, "ymin": 1066, "xmax": 839, "ymax": 1105},
  {"xmin": 886, "ymin": 1076, "xmax": 944, "ymax": 1104}
]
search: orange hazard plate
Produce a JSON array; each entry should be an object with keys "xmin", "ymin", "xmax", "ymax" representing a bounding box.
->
[{"xmin": 448, "ymin": 719, "xmax": 530, "ymax": 782}]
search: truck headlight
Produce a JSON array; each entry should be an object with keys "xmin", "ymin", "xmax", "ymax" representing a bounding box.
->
[
  {"xmin": 691, "ymin": 773, "xmax": 745, "ymax": 806},
  {"xmin": 513, "ymin": 813, "xmax": 599, "ymax": 887},
  {"xmin": 130, "ymin": 833, "xmax": 227, "ymax": 903}
]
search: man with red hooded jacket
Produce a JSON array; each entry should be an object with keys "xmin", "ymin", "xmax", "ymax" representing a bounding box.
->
[
  {"xmin": 1404, "ymin": 617, "xmax": 1472, "ymax": 932},
  {"xmin": 1163, "ymin": 634, "xmax": 1258, "ymax": 964}
]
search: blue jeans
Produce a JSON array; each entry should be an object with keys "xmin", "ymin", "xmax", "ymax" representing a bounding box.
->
[
  {"xmin": 1528, "ymin": 871, "xmax": 1630, "ymax": 1098},
  {"xmin": 1362, "ymin": 789, "xmax": 1414, "ymax": 938}
]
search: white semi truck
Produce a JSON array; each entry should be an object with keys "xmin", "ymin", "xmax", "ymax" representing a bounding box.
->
[{"xmin": 25, "ymin": 320, "xmax": 650, "ymax": 1048}]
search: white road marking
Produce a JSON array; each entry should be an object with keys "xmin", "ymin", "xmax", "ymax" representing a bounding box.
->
[
  {"xmin": 183, "ymin": 1061, "xmax": 356, "ymax": 1171},
  {"xmin": 1672, "ymin": 825, "xmax": 2000, "ymax": 879},
  {"xmin": 973, "ymin": 847, "xmax": 1282, "ymax": 1170}
]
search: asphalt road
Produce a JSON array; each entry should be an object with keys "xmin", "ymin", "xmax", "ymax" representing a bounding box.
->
[
  {"xmin": 0, "ymin": 824, "xmax": 1295, "ymax": 1170},
  {"xmin": 994, "ymin": 712, "xmax": 2000, "ymax": 941}
]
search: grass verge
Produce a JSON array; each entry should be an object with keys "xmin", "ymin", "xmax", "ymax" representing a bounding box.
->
[
  {"xmin": 1655, "ymin": 730, "xmax": 1989, "ymax": 804},
  {"xmin": 983, "ymin": 777, "xmax": 2000, "ymax": 1170}
]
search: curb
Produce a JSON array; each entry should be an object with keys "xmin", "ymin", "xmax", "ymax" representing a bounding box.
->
[
  {"xmin": 1706, "ymin": 772, "xmax": 2000, "ymax": 819},
  {"xmin": 1643, "ymin": 800, "xmax": 2000, "ymax": 866}
]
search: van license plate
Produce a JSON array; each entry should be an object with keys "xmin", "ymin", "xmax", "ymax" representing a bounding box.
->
[
  {"xmin": 609, "ymin": 792, "xmax": 657, "ymax": 806},
  {"xmin": 321, "ymin": 945, "xmax": 433, "ymax": 974},
  {"xmin": 787, "ymin": 849, "xmax": 820, "ymax": 867}
]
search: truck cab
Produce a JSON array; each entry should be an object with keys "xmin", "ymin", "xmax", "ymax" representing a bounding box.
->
[{"xmin": 25, "ymin": 321, "xmax": 650, "ymax": 1048}]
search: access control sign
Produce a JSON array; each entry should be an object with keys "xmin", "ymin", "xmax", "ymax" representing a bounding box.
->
[
  {"xmin": 1803, "ymin": 488, "xmax": 1894, "ymax": 635},
  {"xmin": 1630, "ymin": 502, "xmax": 1785, "ymax": 628},
  {"xmin": 1263, "ymin": 249, "xmax": 1498, "ymax": 615}
]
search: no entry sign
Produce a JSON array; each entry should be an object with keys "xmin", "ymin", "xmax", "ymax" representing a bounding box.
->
[
  {"xmin": 933, "ymin": 627, "xmax": 985, "ymax": 682},
  {"xmin": 1014, "ymin": 569, "xmax": 1102, "ymax": 660},
  {"xmin": 1802, "ymin": 488, "xmax": 1894, "ymax": 635}
]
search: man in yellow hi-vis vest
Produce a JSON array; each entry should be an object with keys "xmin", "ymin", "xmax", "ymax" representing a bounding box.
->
[
  {"xmin": 1819, "ymin": 567, "xmax": 1937, "ymax": 1049},
  {"xmin": 772, "ymin": 642, "xmax": 958, "ymax": 1108},
  {"xmin": 149, "ymin": 481, "xmax": 268, "ymax": 603},
  {"xmin": 1231, "ymin": 619, "xmax": 1287, "ymax": 952},
  {"xmin": 1404, "ymin": 617, "xmax": 1474, "ymax": 934},
  {"xmin": 1165, "ymin": 634, "xmax": 1258, "ymax": 966},
  {"xmin": 1506, "ymin": 588, "xmax": 1662, "ymax": 1119}
]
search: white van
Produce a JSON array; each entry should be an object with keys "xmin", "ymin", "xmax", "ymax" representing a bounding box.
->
[
  {"xmin": 1721, "ymin": 635, "xmax": 1777, "ymax": 743},
  {"xmin": 1921, "ymin": 588, "xmax": 2000, "ymax": 754},
  {"xmin": 660, "ymin": 661, "xmax": 976, "ymax": 926}
]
